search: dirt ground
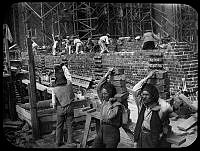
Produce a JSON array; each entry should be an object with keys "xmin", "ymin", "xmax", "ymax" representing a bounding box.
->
[{"xmin": 3, "ymin": 94, "xmax": 197, "ymax": 148}]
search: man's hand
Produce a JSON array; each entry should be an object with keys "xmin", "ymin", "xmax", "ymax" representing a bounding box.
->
[
  {"xmin": 50, "ymin": 103, "xmax": 56, "ymax": 109},
  {"xmin": 106, "ymin": 67, "xmax": 114, "ymax": 76},
  {"xmin": 146, "ymin": 70, "xmax": 158, "ymax": 79}
]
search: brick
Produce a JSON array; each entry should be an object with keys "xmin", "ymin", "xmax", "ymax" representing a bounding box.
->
[
  {"xmin": 115, "ymin": 86, "xmax": 128, "ymax": 94},
  {"xmin": 110, "ymin": 74, "xmax": 126, "ymax": 81},
  {"xmin": 114, "ymin": 92, "xmax": 129, "ymax": 103},
  {"xmin": 159, "ymin": 92, "xmax": 170, "ymax": 99},
  {"xmin": 155, "ymin": 70, "xmax": 168, "ymax": 79},
  {"xmin": 111, "ymin": 80, "xmax": 126, "ymax": 87},
  {"xmin": 113, "ymin": 68, "xmax": 124, "ymax": 75}
]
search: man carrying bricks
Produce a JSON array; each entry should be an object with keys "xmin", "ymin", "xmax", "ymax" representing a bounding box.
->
[
  {"xmin": 92, "ymin": 67, "xmax": 123, "ymax": 148},
  {"xmin": 133, "ymin": 83, "xmax": 172, "ymax": 148}
]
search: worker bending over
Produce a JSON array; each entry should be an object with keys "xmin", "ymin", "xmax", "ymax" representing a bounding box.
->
[
  {"xmin": 142, "ymin": 30, "xmax": 160, "ymax": 50},
  {"xmin": 98, "ymin": 33, "xmax": 110, "ymax": 54}
]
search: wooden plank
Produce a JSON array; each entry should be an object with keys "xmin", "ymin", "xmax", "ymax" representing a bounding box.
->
[
  {"xmin": 3, "ymin": 120, "xmax": 24, "ymax": 126},
  {"xmin": 16, "ymin": 105, "xmax": 31, "ymax": 120},
  {"xmin": 90, "ymin": 111, "xmax": 101, "ymax": 120},
  {"xmin": 86, "ymin": 108, "xmax": 96, "ymax": 113},
  {"xmin": 3, "ymin": 124, "xmax": 20, "ymax": 129},
  {"xmin": 22, "ymin": 79, "xmax": 48, "ymax": 92},
  {"xmin": 166, "ymin": 133, "xmax": 186, "ymax": 146},
  {"xmin": 177, "ymin": 115, "xmax": 197, "ymax": 131},
  {"xmin": 72, "ymin": 74, "xmax": 92, "ymax": 82},
  {"xmin": 37, "ymin": 108, "xmax": 56, "ymax": 116},
  {"xmin": 81, "ymin": 114, "xmax": 92, "ymax": 148},
  {"xmin": 74, "ymin": 115, "xmax": 86, "ymax": 123},
  {"xmin": 39, "ymin": 113, "xmax": 57, "ymax": 122},
  {"xmin": 74, "ymin": 108, "xmax": 87, "ymax": 118}
]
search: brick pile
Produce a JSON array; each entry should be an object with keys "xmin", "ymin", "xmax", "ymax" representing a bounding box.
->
[
  {"xmin": 20, "ymin": 41, "xmax": 198, "ymax": 101},
  {"xmin": 110, "ymin": 68, "xmax": 129, "ymax": 108},
  {"xmin": 67, "ymin": 53, "xmax": 95, "ymax": 78},
  {"xmin": 117, "ymin": 40, "xmax": 142, "ymax": 52},
  {"xmin": 93, "ymin": 55, "xmax": 104, "ymax": 80},
  {"xmin": 147, "ymin": 70, "xmax": 170, "ymax": 100}
]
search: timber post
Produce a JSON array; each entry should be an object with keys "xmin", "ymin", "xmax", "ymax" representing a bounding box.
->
[{"xmin": 26, "ymin": 23, "xmax": 40, "ymax": 139}]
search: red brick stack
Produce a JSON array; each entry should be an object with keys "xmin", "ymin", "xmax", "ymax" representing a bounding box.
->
[
  {"xmin": 148, "ymin": 50, "xmax": 164, "ymax": 70},
  {"xmin": 93, "ymin": 55, "xmax": 104, "ymax": 80},
  {"xmin": 110, "ymin": 68, "xmax": 129, "ymax": 109},
  {"xmin": 148, "ymin": 70, "xmax": 170, "ymax": 100}
]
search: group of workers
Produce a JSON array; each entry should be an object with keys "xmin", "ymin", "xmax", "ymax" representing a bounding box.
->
[
  {"xmin": 51, "ymin": 60, "xmax": 175, "ymax": 148},
  {"xmin": 33, "ymin": 30, "xmax": 168, "ymax": 56},
  {"xmin": 51, "ymin": 33, "xmax": 111, "ymax": 56}
]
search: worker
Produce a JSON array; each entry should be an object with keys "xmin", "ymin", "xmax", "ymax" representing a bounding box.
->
[
  {"xmin": 32, "ymin": 40, "xmax": 38, "ymax": 55},
  {"xmin": 64, "ymin": 36, "xmax": 72, "ymax": 55},
  {"xmin": 98, "ymin": 33, "xmax": 110, "ymax": 54},
  {"xmin": 52, "ymin": 34, "xmax": 59, "ymax": 55},
  {"xmin": 51, "ymin": 64, "xmax": 75, "ymax": 147},
  {"xmin": 73, "ymin": 36, "xmax": 84, "ymax": 54},
  {"xmin": 92, "ymin": 67, "xmax": 123, "ymax": 148},
  {"xmin": 133, "ymin": 82, "xmax": 172, "ymax": 148},
  {"xmin": 142, "ymin": 30, "xmax": 160, "ymax": 50},
  {"xmin": 85, "ymin": 37, "xmax": 94, "ymax": 52}
]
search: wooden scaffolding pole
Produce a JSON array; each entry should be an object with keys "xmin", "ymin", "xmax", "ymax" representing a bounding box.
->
[{"xmin": 26, "ymin": 23, "xmax": 40, "ymax": 139}]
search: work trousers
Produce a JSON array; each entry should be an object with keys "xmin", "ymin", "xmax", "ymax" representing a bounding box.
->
[
  {"xmin": 56, "ymin": 105, "xmax": 73, "ymax": 145},
  {"xmin": 142, "ymin": 41, "xmax": 156, "ymax": 50},
  {"xmin": 92, "ymin": 124, "xmax": 120, "ymax": 148}
]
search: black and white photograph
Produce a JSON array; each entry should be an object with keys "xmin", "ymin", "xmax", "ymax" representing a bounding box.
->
[{"xmin": 3, "ymin": 2, "xmax": 198, "ymax": 148}]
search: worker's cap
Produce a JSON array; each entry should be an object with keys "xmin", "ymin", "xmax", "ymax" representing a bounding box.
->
[
  {"xmin": 144, "ymin": 29, "xmax": 152, "ymax": 32},
  {"xmin": 54, "ymin": 64, "xmax": 61, "ymax": 69},
  {"xmin": 106, "ymin": 33, "xmax": 110, "ymax": 36},
  {"xmin": 135, "ymin": 36, "xmax": 141, "ymax": 40}
]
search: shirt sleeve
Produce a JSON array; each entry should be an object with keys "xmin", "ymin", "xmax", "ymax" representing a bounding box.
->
[
  {"xmin": 62, "ymin": 65, "xmax": 72, "ymax": 82},
  {"xmin": 52, "ymin": 89, "xmax": 56, "ymax": 105},
  {"xmin": 97, "ymin": 75, "xmax": 108, "ymax": 101},
  {"xmin": 105, "ymin": 36, "xmax": 109, "ymax": 44}
]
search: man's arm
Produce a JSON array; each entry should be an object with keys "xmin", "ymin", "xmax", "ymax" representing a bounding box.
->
[
  {"xmin": 97, "ymin": 68, "xmax": 114, "ymax": 100},
  {"xmin": 51, "ymin": 89, "xmax": 56, "ymax": 109},
  {"xmin": 52, "ymin": 34, "xmax": 55, "ymax": 42}
]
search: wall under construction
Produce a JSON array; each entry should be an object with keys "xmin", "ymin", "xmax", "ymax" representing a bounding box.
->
[{"xmin": 21, "ymin": 41, "xmax": 198, "ymax": 100}]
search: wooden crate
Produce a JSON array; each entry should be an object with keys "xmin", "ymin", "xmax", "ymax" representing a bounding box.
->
[{"xmin": 16, "ymin": 105, "xmax": 57, "ymax": 135}]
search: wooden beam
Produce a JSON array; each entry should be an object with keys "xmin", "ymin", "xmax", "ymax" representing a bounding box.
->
[
  {"xmin": 81, "ymin": 114, "xmax": 92, "ymax": 148},
  {"xmin": 24, "ymin": 2, "xmax": 42, "ymax": 19},
  {"xmin": 26, "ymin": 23, "xmax": 40, "ymax": 139},
  {"xmin": 41, "ymin": 2, "xmax": 60, "ymax": 18}
]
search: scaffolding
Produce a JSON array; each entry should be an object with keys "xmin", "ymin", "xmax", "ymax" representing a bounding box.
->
[
  {"xmin": 151, "ymin": 4, "xmax": 198, "ymax": 50},
  {"xmin": 11, "ymin": 3, "xmax": 197, "ymax": 51}
]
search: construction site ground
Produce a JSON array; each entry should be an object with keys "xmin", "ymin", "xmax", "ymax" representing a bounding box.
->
[{"xmin": 3, "ymin": 94, "xmax": 197, "ymax": 148}]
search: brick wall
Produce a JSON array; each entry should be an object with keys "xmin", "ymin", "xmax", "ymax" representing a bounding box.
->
[
  {"xmin": 21, "ymin": 41, "xmax": 198, "ymax": 99},
  {"xmin": 163, "ymin": 42, "xmax": 198, "ymax": 95}
]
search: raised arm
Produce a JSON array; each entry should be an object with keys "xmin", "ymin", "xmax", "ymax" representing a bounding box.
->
[
  {"xmin": 97, "ymin": 67, "xmax": 114, "ymax": 100},
  {"xmin": 52, "ymin": 33, "xmax": 55, "ymax": 42}
]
